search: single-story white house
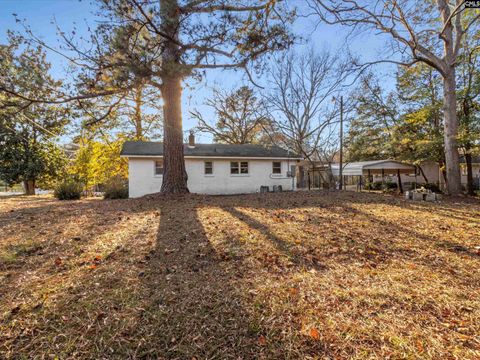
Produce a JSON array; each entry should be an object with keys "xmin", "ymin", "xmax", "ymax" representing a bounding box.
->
[{"xmin": 120, "ymin": 137, "xmax": 302, "ymax": 197}]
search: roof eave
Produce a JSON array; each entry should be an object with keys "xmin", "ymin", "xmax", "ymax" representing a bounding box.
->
[{"xmin": 121, "ymin": 154, "xmax": 303, "ymax": 160}]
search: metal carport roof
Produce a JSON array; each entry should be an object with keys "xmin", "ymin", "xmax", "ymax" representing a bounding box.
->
[{"xmin": 331, "ymin": 160, "xmax": 416, "ymax": 176}]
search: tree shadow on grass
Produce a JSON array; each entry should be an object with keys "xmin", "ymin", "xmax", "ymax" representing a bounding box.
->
[
  {"xmin": 217, "ymin": 193, "xmax": 479, "ymax": 282},
  {"xmin": 332, "ymin": 203, "xmax": 480, "ymax": 280},
  {"xmin": 134, "ymin": 196, "xmax": 333, "ymax": 359},
  {"xmin": 135, "ymin": 197, "xmax": 260, "ymax": 359},
  {"xmin": 223, "ymin": 206, "xmax": 327, "ymax": 272},
  {"xmin": 0, "ymin": 197, "xmax": 170, "ymax": 359},
  {"xmin": 3, "ymin": 191, "xmax": 478, "ymax": 359}
]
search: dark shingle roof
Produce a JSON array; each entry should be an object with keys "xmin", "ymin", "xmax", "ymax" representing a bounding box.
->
[{"xmin": 120, "ymin": 141, "xmax": 301, "ymax": 159}]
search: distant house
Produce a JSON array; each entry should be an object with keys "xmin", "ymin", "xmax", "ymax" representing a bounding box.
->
[
  {"xmin": 120, "ymin": 135, "xmax": 302, "ymax": 198},
  {"xmin": 406, "ymin": 157, "xmax": 480, "ymax": 190}
]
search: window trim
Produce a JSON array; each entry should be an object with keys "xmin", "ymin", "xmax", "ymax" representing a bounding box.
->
[
  {"xmin": 230, "ymin": 161, "xmax": 249, "ymax": 176},
  {"xmin": 204, "ymin": 161, "xmax": 214, "ymax": 176},
  {"xmin": 154, "ymin": 160, "xmax": 164, "ymax": 177},
  {"xmin": 272, "ymin": 161, "xmax": 282, "ymax": 175},
  {"xmin": 230, "ymin": 161, "xmax": 240, "ymax": 175}
]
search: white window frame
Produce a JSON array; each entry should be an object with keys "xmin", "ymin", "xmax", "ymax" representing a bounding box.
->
[
  {"xmin": 272, "ymin": 161, "xmax": 282, "ymax": 175},
  {"xmin": 154, "ymin": 160, "xmax": 163, "ymax": 176},
  {"xmin": 204, "ymin": 161, "xmax": 214, "ymax": 176},
  {"xmin": 230, "ymin": 161, "xmax": 249, "ymax": 176}
]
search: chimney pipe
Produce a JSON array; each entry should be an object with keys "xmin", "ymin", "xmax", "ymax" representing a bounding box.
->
[{"xmin": 188, "ymin": 131, "xmax": 195, "ymax": 147}]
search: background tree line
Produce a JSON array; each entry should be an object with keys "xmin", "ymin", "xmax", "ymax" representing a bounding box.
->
[
  {"xmin": 1, "ymin": 1, "xmax": 479, "ymax": 196},
  {"xmin": 347, "ymin": 52, "xmax": 480, "ymax": 194}
]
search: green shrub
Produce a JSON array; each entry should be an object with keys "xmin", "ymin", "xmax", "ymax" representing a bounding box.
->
[
  {"xmin": 365, "ymin": 180, "xmax": 399, "ymax": 192},
  {"xmin": 103, "ymin": 177, "xmax": 128, "ymax": 199},
  {"xmin": 54, "ymin": 180, "xmax": 83, "ymax": 200},
  {"xmin": 383, "ymin": 181, "xmax": 398, "ymax": 190},
  {"xmin": 365, "ymin": 181, "xmax": 384, "ymax": 190}
]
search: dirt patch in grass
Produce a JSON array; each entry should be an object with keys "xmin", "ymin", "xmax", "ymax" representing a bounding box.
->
[{"xmin": 1, "ymin": 192, "xmax": 479, "ymax": 359}]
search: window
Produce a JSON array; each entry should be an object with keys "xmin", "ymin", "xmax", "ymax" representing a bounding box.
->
[
  {"xmin": 272, "ymin": 161, "xmax": 281, "ymax": 174},
  {"xmin": 154, "ymin": 160, "xmax": 163, "ymax": 176},
  {"xmin": 240, "ymin": 161, "xmax": 249, "ymax": 174},
  {"xmin": 230, "ymin": 161, "xmax": 239, "ymax": 174},
  {"xmin": 204, "ymin": 161, "xmax": 213, "ymax": 175},
  {"xmin": 231, "ymin": 161, "xmax": 249, "ymax": 175}
]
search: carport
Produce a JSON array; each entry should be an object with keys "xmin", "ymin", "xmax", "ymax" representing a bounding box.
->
[{"xmin": 331, "ymin": 160, "xmax": 417, "ymax": 193}]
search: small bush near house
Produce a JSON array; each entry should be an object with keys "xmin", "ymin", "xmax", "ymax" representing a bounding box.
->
[
  {"xmin": 103, "ymin": 177, "xmax": 128, "ymax": 199},
  {"xmin": 54, "ymin": 180, "xmax": 83, "ymax": 200},
  {"xmin": 364, "ymin": 181, "xmax": 383, "ymax": 190},
  {"xmin": 365, "ymin": 180, "xmax": 398, "ymax": 192},
  {"xmin": 383, "ymin": 180, "xmax": 398, "ymax": 191}
]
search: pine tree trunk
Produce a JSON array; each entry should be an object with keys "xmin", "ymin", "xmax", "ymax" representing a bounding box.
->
[
  {"xmin": 158, "ymin": 0, "xmax": 189, "ymax": 194},
  {"xmin": 160, "ymin": 76, "xmax": 189, "ymax": 194},
  {"xmin": 134, "ymin": 86, "xmax": 143, "ymax": 140},
  {"xmin": 442, "ymin": 71, "xmax": 462, "ymax": 195}
]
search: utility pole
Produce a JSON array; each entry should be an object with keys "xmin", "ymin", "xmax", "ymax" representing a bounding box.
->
[{"xmin": 339, "ymin": 96, "xmax": 343, "ymax": 190}]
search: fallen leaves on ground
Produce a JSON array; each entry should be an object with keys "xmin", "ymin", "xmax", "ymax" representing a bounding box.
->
[{"xmin": 0, "ymin": 191, "xmax": 479, "ymax": 359}]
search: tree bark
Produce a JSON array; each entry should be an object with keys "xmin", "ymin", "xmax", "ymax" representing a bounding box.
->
[
  {"xmin": 439, "ymin": 160, "xmax": 448, "ymax": 189},
  {"xmin": 442, "ymin": 70, "xmax": 462, "ymax": 195},
  {"xmin": 418, "ymin": 166, "xmax": 429, "ymax": 183},
  {"xmin": 23, "ymin": 179, "xmax": 35, "ymax": 195},
  {"xmin": 159, "ymin": 0, "xmax": 189, "ymax": 194},
  {"xmin": 465, "ymin": 152, "xmax": 474, "ymax": 196},
  {"xmin": 298, "ymin": 165, "xmax": 305, "ymax": 188},
  {"xmin": 397, "ymin": 169, "xmax": 403, "ymax": 194},
  {"xmin": 134, "ymin": 86, "xmax": 143, "ymax": 140},
  {"xmin": 160, "ymin": 76, "xmax": 189, "ymax": 193}
]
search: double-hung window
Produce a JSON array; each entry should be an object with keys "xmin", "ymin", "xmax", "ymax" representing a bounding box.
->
[
  {"xmin": 154, "ymin": 160, "xmax": 163, "ymax": 176},
  {"xmin": 204, "ymin": 161, "xmax": 213, "ymax": 175},
  {"xmin": 231, "ymin": 161, "xmax": 248, "ymax": 175},
  {"xmin": 272, "ymin": 161, "xmax": 282, "ymax": 174}
]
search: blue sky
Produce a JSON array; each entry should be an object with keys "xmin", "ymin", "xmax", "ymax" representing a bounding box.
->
[{"xmin": 1, "ymin": 0, "xmax": 396, "ymax": 143}]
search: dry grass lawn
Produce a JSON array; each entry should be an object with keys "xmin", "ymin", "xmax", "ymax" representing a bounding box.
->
[{"xmin": 1, "ymin": 191, "xmax": 479, "ymax": 359}]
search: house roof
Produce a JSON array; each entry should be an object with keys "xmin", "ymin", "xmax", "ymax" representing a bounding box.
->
[
  {"xmin": 120, "ymin": 141, "xmax": 302, "ymax": 159},
  {"xmin": 460, "ymin": 155, "xmax": 480, "ymax": 164},
  {"xmin": 331, "ymin": 160, "xmax": 416, "ymax": 176}
]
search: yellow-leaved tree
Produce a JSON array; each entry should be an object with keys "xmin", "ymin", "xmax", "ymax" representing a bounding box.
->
[{"xmin": 70, "ymin": 135, "xmax": 128, "ymax": 191}]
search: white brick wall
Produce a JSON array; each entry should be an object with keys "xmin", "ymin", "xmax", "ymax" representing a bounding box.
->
[{"xmin": 127, "ymin": 157, "xmax": 297, "ymax": 198}]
